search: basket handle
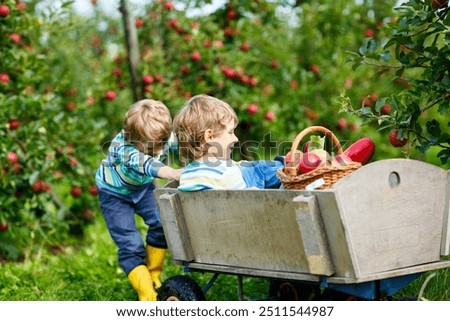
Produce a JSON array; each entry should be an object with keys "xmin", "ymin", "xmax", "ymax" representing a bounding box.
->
[{"xmin": 289, "ymin": 126, "xmax": 343, "ymax": 160}]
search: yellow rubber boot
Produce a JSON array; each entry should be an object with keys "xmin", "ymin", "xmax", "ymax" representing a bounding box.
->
[
  {"xmin": 146, "ymin": 245, "xmax": 166, "ymax": 289},
  {"xmin": 127, "ymin": 265, "xmax": 157, "ymax": 301}
]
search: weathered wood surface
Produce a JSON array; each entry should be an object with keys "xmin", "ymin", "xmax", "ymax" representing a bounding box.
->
[
  {"xmin": 157, "ymin": 192, "xmax": 194, "ymax": 262},
  {"xmin": 161, "ymin": 190, "xmax": 317, "ymax": 274},
  {"xmin": 327, "ymin": 260, "xmax": 450, "ymax": 284},
  {"xmin": 324, "ymin": 158, "xmax": 449, "ymax": 278},
  {"xmin": 155, "ymin": 159, "xmax": 450, "ymax": 283},
  {"xmin": 293, "ymin": 195, "xmax": 334, "ymax": 275},
  {"xmin": 442, "ymin": 170, "xmax": 450, "ymax": 256}
]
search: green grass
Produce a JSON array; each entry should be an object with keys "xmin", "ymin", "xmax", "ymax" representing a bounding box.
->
[{"xmin": 0, "ymin": 219, "xmax": 449, "ymax": 301}]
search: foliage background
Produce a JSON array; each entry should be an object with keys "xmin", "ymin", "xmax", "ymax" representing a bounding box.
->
[{"xmin": 1, "ymin": 0, "xmax": 449, "ymax": 300}]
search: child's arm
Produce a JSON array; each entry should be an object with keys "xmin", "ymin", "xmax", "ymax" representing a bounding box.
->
[{"xmin": 156, "ymin": 166, "xmax": 183, "ymax": 181}]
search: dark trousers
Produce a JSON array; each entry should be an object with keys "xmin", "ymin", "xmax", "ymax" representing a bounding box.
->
[{"xmin": 96, "ymin": 182, "xmax": 167, "ymax": 275}]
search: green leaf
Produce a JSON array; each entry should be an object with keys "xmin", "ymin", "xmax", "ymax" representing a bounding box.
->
[
  {"xmin": 379, "ymin": 51, "xmax": 391, "ymax": 62},
  {"xmin": 359, "ymin": 38, "xmax": 378, "ymax": 56},
  {"xmin": 375, "ymin": 97, "xmax": 388, "ymax": 113},
  {"xmin": 359, "ymin": 107, "xmax": 372, "ymax": 116},
  {"xmin": 426, "ymin": 119, "xmax": 441, "ymax": 137},
  {"xmin": 395, "ymin": 67, "xmax": 405, "ymax": 77},
  {"xmin": 29, "ymin": 171, "xmax": 40, "ymax": 185}
]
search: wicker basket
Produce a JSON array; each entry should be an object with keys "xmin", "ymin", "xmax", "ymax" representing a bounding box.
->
[{"xmin": 277, "ymin": 126, "xmax": 362, "ymax": 190}]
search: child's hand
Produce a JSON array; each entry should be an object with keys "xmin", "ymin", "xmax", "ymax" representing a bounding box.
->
[
  {"xmin": 157, "ymin": 166, "xmax": 183, "ymax": 181},
  {"xmin": 170, "ymin": 168, "xmax": 183, "ymax": 181}
]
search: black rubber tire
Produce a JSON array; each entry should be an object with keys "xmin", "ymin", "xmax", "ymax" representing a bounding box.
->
[
  {"xmin": 157, "ymin": 275, "xmax": 206, "ymax": 301},
  {"xmin": 269, "ymin": 280, "xmax": 321, "ymax": 301}
]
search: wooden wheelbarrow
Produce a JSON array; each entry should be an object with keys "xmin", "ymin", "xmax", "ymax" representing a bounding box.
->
[{"xmin": 154, "ymin": 159, "xmax": 450, "ymax": 300}]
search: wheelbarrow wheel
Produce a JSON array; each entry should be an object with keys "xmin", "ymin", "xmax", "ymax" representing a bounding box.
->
[
  {"xmin": 269, "ymin": 280, "xmax": 321, "ymax": 301},
  {"xmin": 157, "ymin": 275, "xmax": 206, "ymax": 301}
]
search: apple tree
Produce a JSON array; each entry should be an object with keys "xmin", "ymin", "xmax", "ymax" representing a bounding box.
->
[
  {"xmin": 107, "ymin": 0, "xmax": 399, "ymax": 160},
  {"xmin": 340, "ymin": 0, "xmax": 450, "ymax": 167},
  {"xmin": 0, "ymin": 0, "xmax": 124, "ymax": 260}
]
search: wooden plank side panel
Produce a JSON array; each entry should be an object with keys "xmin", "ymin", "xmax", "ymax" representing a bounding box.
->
[
  {"xmin": 313, "ymin": 191, "xmax": 358, "ymax": 278},
  {"xmin": 442, "ymin": 170, "xmax": 450, "ymax": 256},
  {"xmin": 327, "ymin": 260, "xmax": 450, "ymax": 284},
  {"xmin": 293, "ymin": 195, "xmax": 334, "ymax": 275},
  {"xmin": 157, "ymin": 192, "xmax": 194, "ymax": 262},
  {"xmin": 176, "ymin": 190, "xmax": 312, "ymax": 274},
  {"xmin": 186, "ymin": 262, "xmax": 322, "ymax": 283},
  {"xmin": 332, "ymin": 159, "xmax": 448, "ymax": 277}
]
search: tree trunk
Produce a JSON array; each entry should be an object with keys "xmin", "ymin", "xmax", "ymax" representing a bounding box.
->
[{"xmin": 119, "ymin": 0, "xmax": 142, "ymax": 101}]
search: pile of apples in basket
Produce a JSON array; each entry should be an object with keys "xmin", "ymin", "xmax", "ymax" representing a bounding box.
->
[{"xmin": 285, "ymin": 135, "xmax": 375, "ymax": 174}]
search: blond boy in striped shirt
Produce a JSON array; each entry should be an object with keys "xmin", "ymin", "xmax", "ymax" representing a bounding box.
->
[
  {"xmin": 173, "ymin": 94, "xmax": 283, "ymax": 191},
  {"xmin": 95, "ymin": 99, "xmax": 181, "ymax": 301}
]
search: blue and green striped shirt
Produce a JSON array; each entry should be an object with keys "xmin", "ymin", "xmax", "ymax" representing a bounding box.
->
[{"xmin": 95, "ymin": 130, "xmax": 165, "ymax": 194}]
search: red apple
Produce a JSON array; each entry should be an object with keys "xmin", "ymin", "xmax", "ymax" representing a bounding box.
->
[
  {"xmin": 32, "ymin": 180, "xmax": 46, "ymax": 193},
  {"xmin": 239, "ymin": 42, "xmax": 250, "ymax": 52},
  {"xmin": 302, "ymin": 141, "xmax": 311, "ymax": 153},
  {"xmin": 363, "ymin": 97, "xmax": 373, "ymax": 106},
  {"xmin": 180, "ymin": 66, "xmax": 189, "ymax": 75},
  {"xmin": 298, "ymin": 151, "xmax": 326, "ymax": 174},
  {"xmin": 0, "ymin": 222, "xmax": 9, "ymax": 232},
  {"xmin": 105, "ymin": 90, "xmax": 117, "ymax": 100},
  {"xmin": 70, "ymin": 187, "xmax": 82, "ymax": 197},
  {"xmin": 164, "ymin": 2, "xmax": 174, "ymax": 11},
  {"xmin": 285, "ymin": 150, "xmax": 302, "ymax": 167},
  {"xmin": 9, "ymin": 33, "xmax": 21, "ymax": 44},
  {"xmin": 16, "ymin": 2, "xmax": 26, "ymax": 10},
  {"xmin": 224, "ymin": 27, "xmax": 233, "ymax": 37},
  {"xmin": 68, "ymin": 157, "xmax": 78, "ymax": 167},
  {"xmin": 89, "ymin": 185, "xmax": 98, "ymax": 196},
  {"xmin": 191, "ymin": 51, "xmax": 201, "ymax": 61},
  {"xmin": 168, "ymin": 18, "xmax": 178, "ymax": 28},
  {"xmin": 310, "ymin": 65, "xmax": 320, "ymax": 74},
  {"xmin": 364, "ymin": 28, "xmax": 375, "ymax": 37},
  {"xmin": 135, "ymin": 18, "xmax": 143, "ymax": 28},
  {"xmin": 7, "ymin": 151, "xmax": 19, "ymax": 164},
  {"xmin": 0, "ymin": 5, "xmax": 10, "ymax": 17},
  {"xmin": 142, "ymin": 74, "xmax": 154, "ymax": 85},
  {"xmin": 248, "ymin": 77, "xmax": 258, "ymax": 87},
  {"xmin": 381, "ymin": 104, "xmax": 391, "ymax": 114},
  {"xmin": 0, "ymin": 73, "xmax": 10, "ymax": 84},
  {"xmin": 8, "ymin": 119, "xmax": 20, "ymax": 130},
  {"xmin": 389, "ymin": 129, "xmax": 408, "ymax": 147},
  {"xmin": 344, "ymin": 77, "xmax": 353, "ymax": 89},
  {"xmin": 112, "ymin": 68, "xmax": 122, "ymax": 77},
  {"xmin": 66, "ymin": 101, "xmax": 76, "ymax": 111},
  {"xmin": 82, "ymin": 209, "xmax": 94, "ymax": 222},
  {"xmin": 246, "ymin": 104, "xmax": 258, "ymax": 115},
  {"xmin": 337, "ymin": 118, "xmax": 348, "ymax": 130},
  {"xmin": 227, "ymin": 10, "xmax": 237, "ymax": 20},
  {"xmin": 264, "ymin": 111, "xmax": 275, "ymax": 121}
]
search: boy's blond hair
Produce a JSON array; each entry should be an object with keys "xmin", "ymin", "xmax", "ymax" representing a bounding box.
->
[
  {"xmin": 173, "ymin": 94, "xmax": 238, "ymax": 161},
  {"xmin": 123, "ymin": 99, "xmax": 172, "ymax": 156}
]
